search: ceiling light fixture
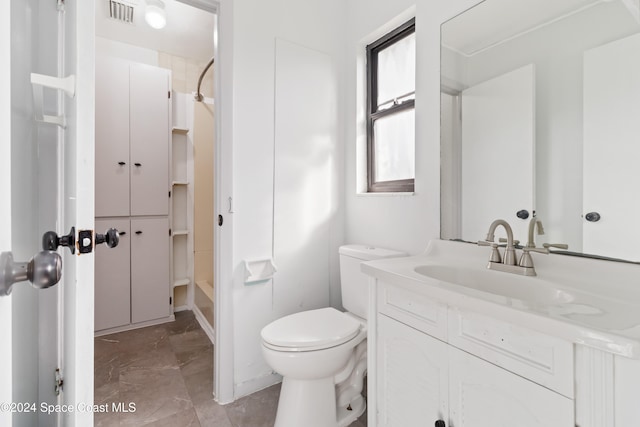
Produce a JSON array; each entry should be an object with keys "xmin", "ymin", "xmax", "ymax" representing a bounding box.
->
[{"xmin": 145, "ymin": 0, "xmax": 166, "ymax": 29}]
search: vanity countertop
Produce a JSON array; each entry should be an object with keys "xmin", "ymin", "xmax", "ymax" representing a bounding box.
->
[{"xmin": 362, "ymin": 239, "xmax": 640, "ymax": 359}]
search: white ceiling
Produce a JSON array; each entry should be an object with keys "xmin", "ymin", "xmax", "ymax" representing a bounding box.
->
[
  {"xmin": 442, "ymin": 0, "xmax": 626, "ymax": 56},
  {"xmin": 95, "ymin": 0, "xmax": 215, "ymax": 61}
]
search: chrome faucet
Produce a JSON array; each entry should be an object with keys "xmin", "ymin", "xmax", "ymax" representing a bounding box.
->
[
  {"xmin": 484, "ymin": 219, "xmax": 517, "ymax": 265},
  {"xmin": 519, "ymin": 216, "xmax": 549, "ymax": 269},
  {"xmin": 478, "ymin": 218, "xmax": 546, "ymax": 276},
  {"xmin": 525, "ymin": 217, "xmax": 544, "ymax": 248}
]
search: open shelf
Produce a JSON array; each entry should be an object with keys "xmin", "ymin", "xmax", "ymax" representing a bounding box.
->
[
  {"xmin": 172, "ymin": 127, "xmax": 189, "ymax": 134},
  {"xmin": 173, "ymin": 278, "xmax": 190, "ymax": 289},
  {"xmin": 196, "ymin": 280, "xmax": 214, "ymax": 302}
]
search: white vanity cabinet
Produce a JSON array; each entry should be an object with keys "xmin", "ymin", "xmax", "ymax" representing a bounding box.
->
[{"xmin": 374, "ymin": 281, "xmax": 574, "ymax": 427}]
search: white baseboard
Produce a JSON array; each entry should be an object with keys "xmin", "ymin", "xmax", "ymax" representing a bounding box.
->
[
  {"xmin": 234, "ymin": 372, "xmax": 282, "ymax": 400},
  {"xmin": 94, "ymin": 315, "xmax": 175, "ymax": 337},
  {"xmin": 193, "ymin": 304, "xmax": 215, "ymax": 345},
  {"xmin": 174, "ymin": 304, "xmax": 190, "ymax": 312}
]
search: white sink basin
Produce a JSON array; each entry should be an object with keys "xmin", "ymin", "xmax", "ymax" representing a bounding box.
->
[{"xmin": 414, "ymin": 264, "xmax": 575, "ymax": 305}]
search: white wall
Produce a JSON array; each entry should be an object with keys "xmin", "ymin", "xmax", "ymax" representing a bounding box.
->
[
  {"xmin": 96, "ymin": 37, "xmax": 159, "ymax": 66},
  {"xmin": 229, "ymin": 0, "xmax": 346, "ymax": 397},
  {"xmin": 344, "ymin": 0, "xmax": 483, "ymax": 256}
]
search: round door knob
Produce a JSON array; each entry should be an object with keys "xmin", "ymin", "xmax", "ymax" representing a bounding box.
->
[
  {"xmin": 42, "ymin": 227, "xmax": 76, "ymax": 254},
  {"xmin": 30, "ymin": 251, "xmax": 63, "ymax": 290},
  {"xmin": 585, "ymin": 212, "xmax": 601, "ymax": 222},
  {"xmin": 516, "ymin": 209, "xmax": 530, "ymax": 219},
  {"xmin": 95, "ymin": 228, "xmax": 120, "ymax": 248},
  {"xmin": 1, "ymin": 251, "xmax": 62, "ymax": 296}
]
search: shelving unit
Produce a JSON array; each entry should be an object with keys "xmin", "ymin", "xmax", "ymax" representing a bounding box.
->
[{"xmin": 169, "ymin": 92, "xmax": 194, "ymax": 312}]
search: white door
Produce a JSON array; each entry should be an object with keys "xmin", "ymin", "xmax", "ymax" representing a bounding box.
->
[
  {"xmin": 0, "ymin": 2, "xmax": 95, "ymax": 426},
  {"xmin": 461, "ymin": 64, "xmax": 536, "ymax": 242},
  {"xmin": 583, "ymin": 33, "xmax": 640, "ymax": 261}
]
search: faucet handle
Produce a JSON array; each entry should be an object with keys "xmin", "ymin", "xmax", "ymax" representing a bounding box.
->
[
  {"xmin": 478, "ymin": 240, "xmax": 503, "ymax": 262},
  {"xmin": 543, "ymin": 243, "xmax": 569, "ymax": 250},
  {"xmin": 519, "ymin": 246, "xmax": 549, "ymax": 268},
  {"xmin": 498, "ymin": 237, "xmax": 520, "ymax": 246},
  {"xmin": 525, "ymin": 247, "xmax": 549, "ymax": 255}
]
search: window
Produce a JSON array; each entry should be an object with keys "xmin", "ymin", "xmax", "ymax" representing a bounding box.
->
[{"xmin": 366, "ymin": 19, "xmax": 416, "ymax": 193}]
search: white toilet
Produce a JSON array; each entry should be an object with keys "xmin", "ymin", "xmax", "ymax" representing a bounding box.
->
[{"xmin": 261, "ymin": 245, "xmax": 406, "ymax": 427}]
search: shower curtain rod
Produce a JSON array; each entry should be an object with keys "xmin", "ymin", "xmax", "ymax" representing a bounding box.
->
[{"xmin": 195, "ymin": 57, "xmax": 214, "ymax": 102}]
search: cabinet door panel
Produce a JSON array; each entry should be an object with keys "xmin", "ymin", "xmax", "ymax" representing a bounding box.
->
[
  {"xmin": 131, "ymin": 218, "xmax": 170, "ymax": 323},
  {"xmin": 95, "ymin": 218, "xmax": 131, "ymax": 331},
  {"xmin": 95, "ymin": 57, "xmax": 130, "ymax": 217},
  {"xmin": 377, "ymin": 314, "xmax": 449, "ymax": 427},
  {"xmin": 449, "ymin": 346, "xmax": 574, "ymax": 427},
  {"xmin": 130, "ymin": 64, "xmax": 170, "ymax": 216}
]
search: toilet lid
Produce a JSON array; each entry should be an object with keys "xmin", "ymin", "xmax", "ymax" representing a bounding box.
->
[{"xmin": 261, "ymin": 307, "xmax": 361, "ymax": 351}]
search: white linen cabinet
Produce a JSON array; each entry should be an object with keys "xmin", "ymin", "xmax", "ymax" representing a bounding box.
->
[{"xmin": 95, "ymin": 56, "xmax": 172, "ymax": 333}]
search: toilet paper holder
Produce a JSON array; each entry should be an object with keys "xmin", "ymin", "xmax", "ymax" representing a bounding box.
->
[{"xmin": 243, "ymin": 258, "xmax": 277, "ymax": 284}]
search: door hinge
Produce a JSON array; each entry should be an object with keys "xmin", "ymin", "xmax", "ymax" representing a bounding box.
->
[
  {"xmin": 169, "ymin": 296, "xmax": 172, "ymax": 305},
  {"xmin": 168, "ymin": 91, "xmax": 171, "ymax": 99},
  {"xmin": 169, "ymin": 191, "xmax": 171, "ymax": 198},
  {"xmin": 55, "ymin": 368, "xmax": 64, "ymax": 395},
  {"xmin": 169, "ymin": 229, "xmax": 172, "ymax": 236}
]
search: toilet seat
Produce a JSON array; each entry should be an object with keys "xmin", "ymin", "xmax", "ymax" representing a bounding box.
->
[{"xmin": 261, "ymin": 307, "xmax": 361, "ymax": 352}]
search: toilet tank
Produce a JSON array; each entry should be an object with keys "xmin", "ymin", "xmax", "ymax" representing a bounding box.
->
[{"xmin": 339, "ymin": 245, "xmax": 407, "ymax": 319}]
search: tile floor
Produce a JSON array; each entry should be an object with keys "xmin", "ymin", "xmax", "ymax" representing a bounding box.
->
[{"xmin": 94, "ymin": 311, "xmax": 367, "ymax": 427}]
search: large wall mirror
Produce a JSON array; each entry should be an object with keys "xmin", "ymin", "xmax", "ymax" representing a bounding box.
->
[{"xmin": 440, "ymin": 0, "xmax": 640, "ymax": 262}]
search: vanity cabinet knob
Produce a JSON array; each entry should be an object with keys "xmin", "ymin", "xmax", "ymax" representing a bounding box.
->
[
  {"xmin": 516, "ymin": 209, "xmax": 530, "ymax": 219},
  {"xmin": 585, "ymin": 212, "xmax": 601, "ymax": 222},
  {"xmin": 435, "ymin": 421, "xmax": 446, "ymax": 427}
]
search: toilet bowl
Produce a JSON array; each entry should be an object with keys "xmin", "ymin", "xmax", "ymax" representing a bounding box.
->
[{"xmin": 261, "ymin": 245, "xmax": 406, "ymax": 427}]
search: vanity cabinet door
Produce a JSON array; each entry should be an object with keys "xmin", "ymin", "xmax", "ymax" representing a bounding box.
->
[
  {"xmin": 377, "ymin": 314, "xmax": 449, "ymax": 427},
  {"xmin": 449, "ymin": 346, "xmax": 574, "ymax": 427}
]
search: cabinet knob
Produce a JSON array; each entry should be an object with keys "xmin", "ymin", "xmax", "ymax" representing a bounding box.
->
[
  {"xmin": 135, "ymin": 231, "xmax": 143, "ymax": 235},
  {"xmin": 516, "ymin": 209, "xmax": 530, "ymax": 219},
  {"xmin": 585, "ymin": 212, "xmax": 601, "ymax": 222},
  {"xmin": 134, "ymin": 162, "xmax": 142, "ymax": 167},
  {"xmin": 435, "ymin": 421, "xmax": 446, "ymax": 427},
  {"xmin": 118, "ymin": 161, "xmax": 126, "ymax": 166}
]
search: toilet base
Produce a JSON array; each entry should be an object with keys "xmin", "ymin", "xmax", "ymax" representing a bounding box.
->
[
  {"xmin": 274, "ymin": 377, "xmax": 337, "ymax": 427},
  {"xmin": 337, "ymin": 394, "xmax": 365, "ymax": 427}
]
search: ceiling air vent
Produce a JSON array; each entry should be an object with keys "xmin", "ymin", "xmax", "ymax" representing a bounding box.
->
[{"xmin": 108, "ymin": 0, "xmax": 137, "ymax": 24}]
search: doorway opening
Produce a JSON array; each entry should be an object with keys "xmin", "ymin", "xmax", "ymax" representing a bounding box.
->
[{"xmin": 93, "ymin": 0, "xmax": 221, "ymax": 422}]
